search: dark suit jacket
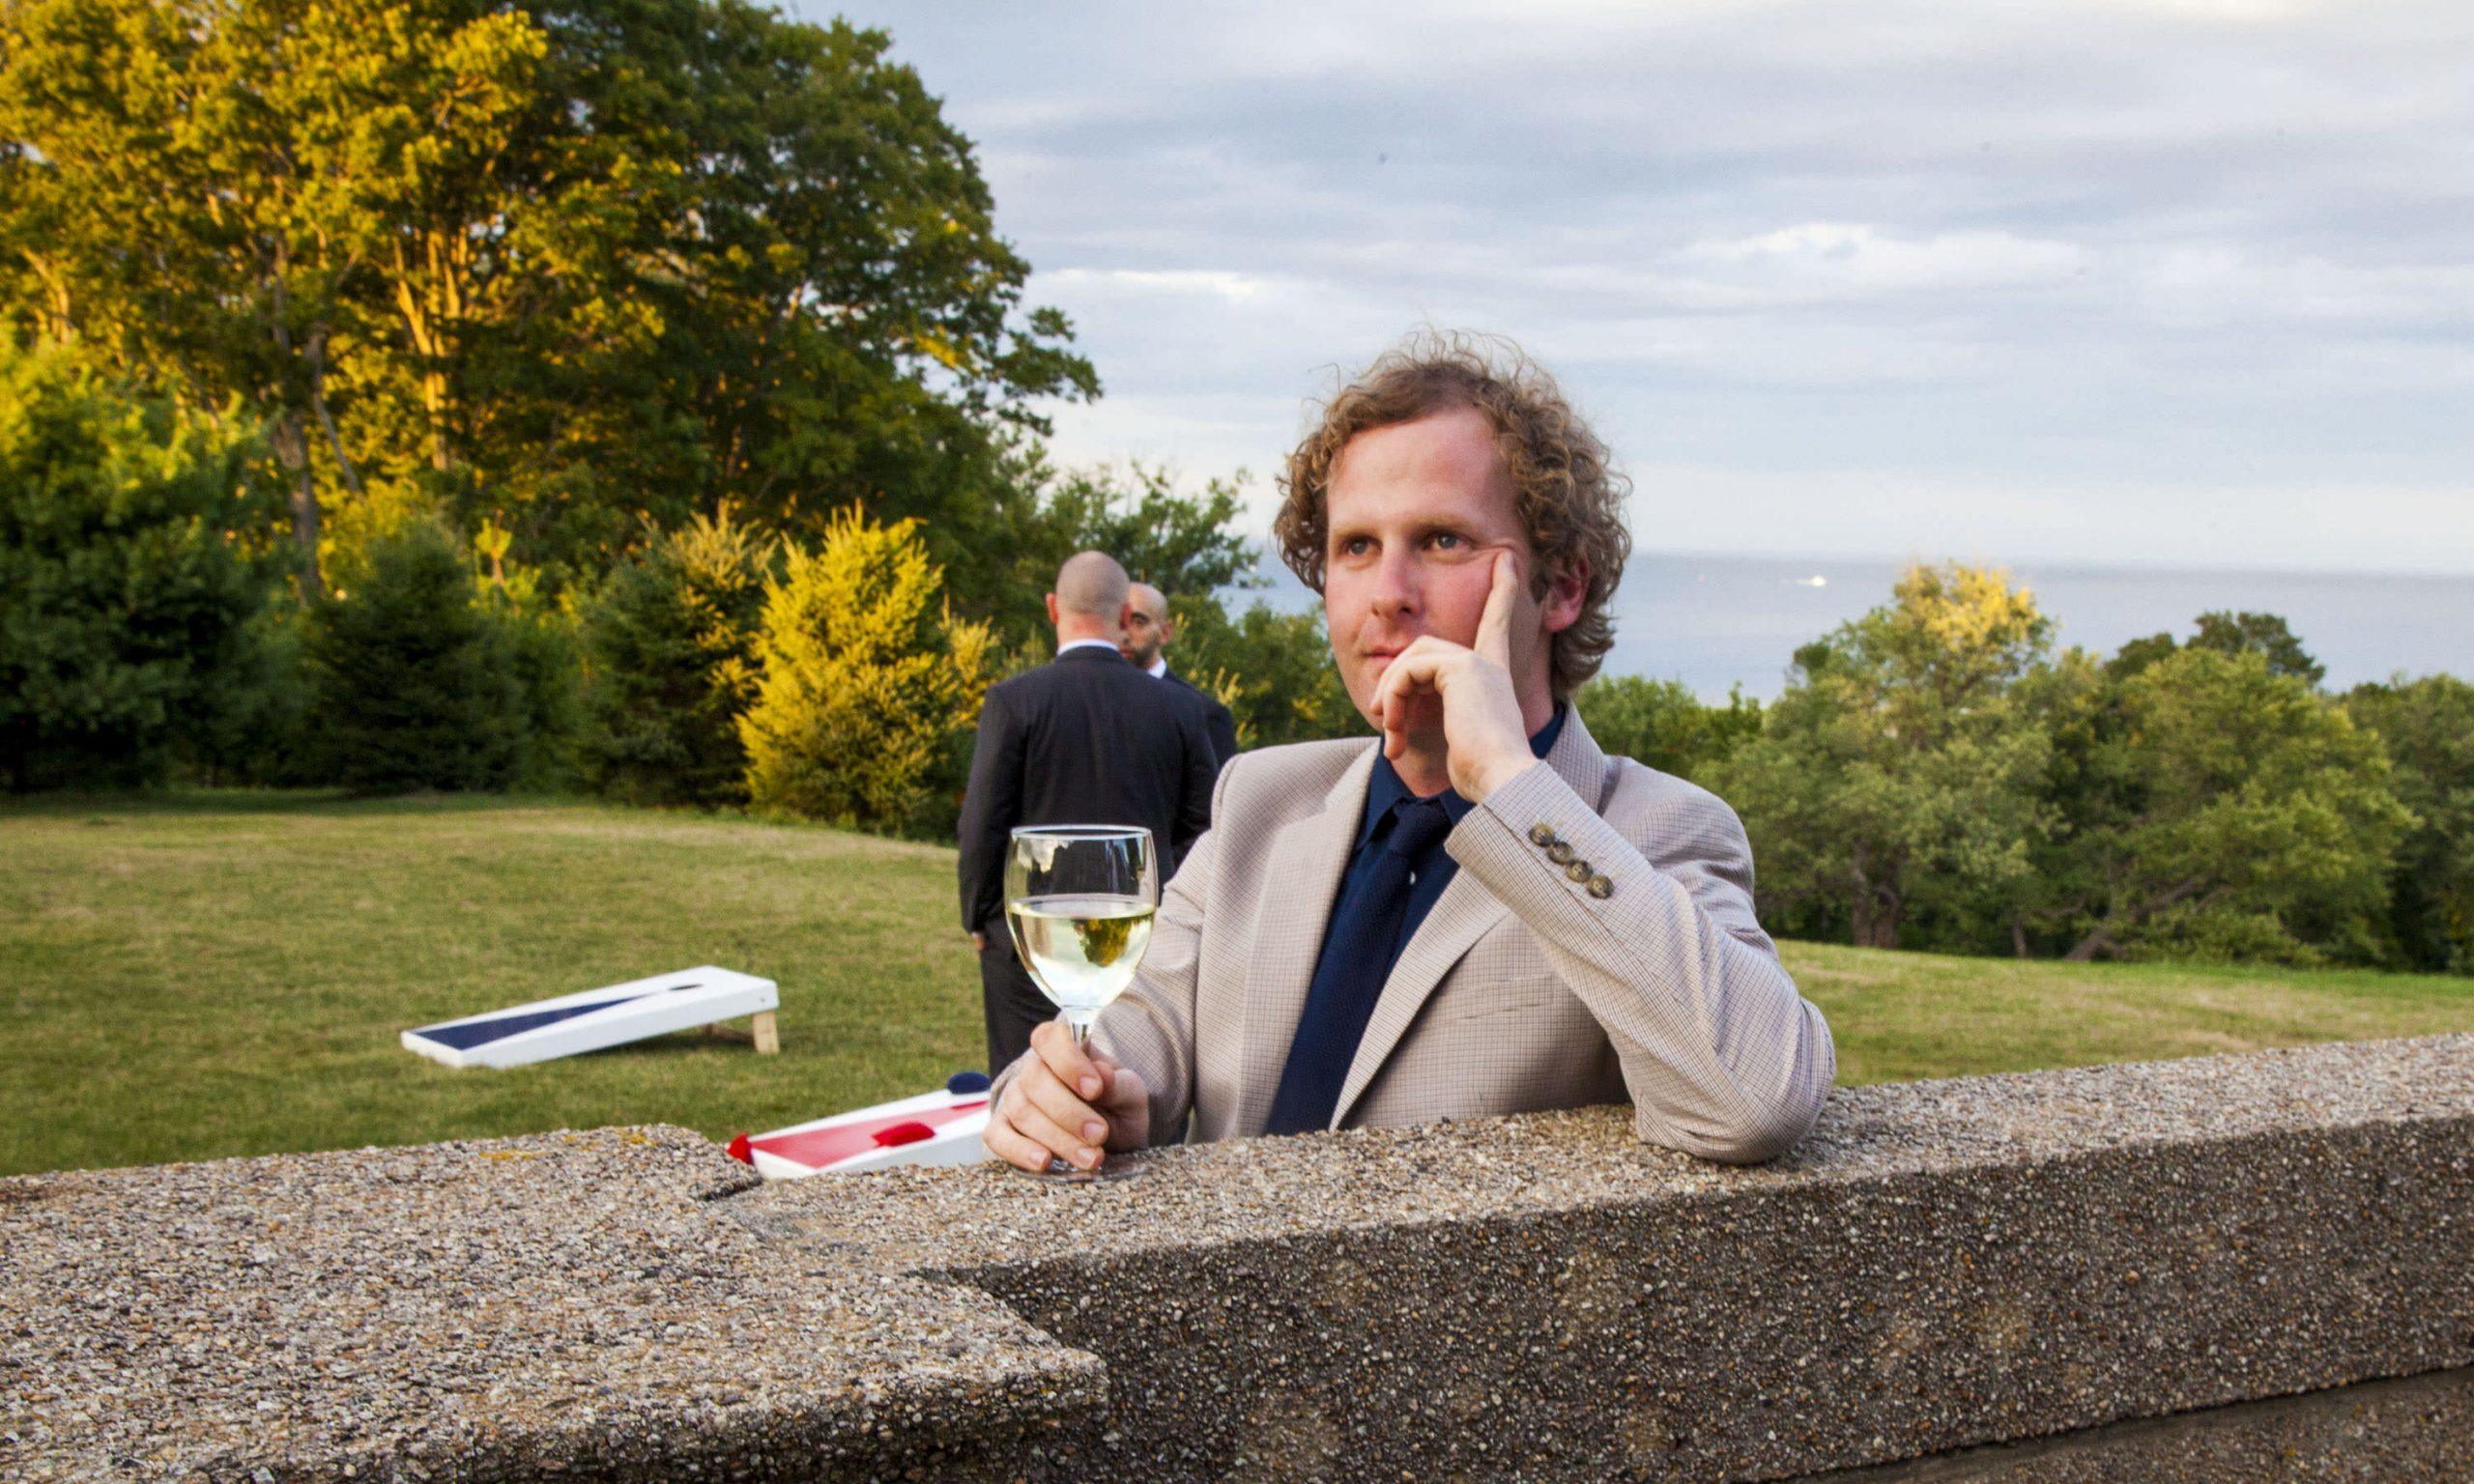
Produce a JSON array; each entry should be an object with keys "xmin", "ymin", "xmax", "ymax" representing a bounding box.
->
[
  {"xmin": 958, "ymin": 646, "xmax": 1220, "ymax": 937},
  {"xmin": 1162, "ymin": 668, "xmax": 1240, "ymax": 774}
]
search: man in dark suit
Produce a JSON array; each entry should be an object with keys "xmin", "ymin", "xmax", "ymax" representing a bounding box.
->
[
  {"xmin": 958, "ymin": 552, "xmax": 1221, "ymax": 1072},
  {"xmin": 1123, "ymin": 581, "xmax": 1240, "ymax": 772}
]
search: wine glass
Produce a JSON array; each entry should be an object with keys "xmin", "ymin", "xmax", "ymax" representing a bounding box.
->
[{"xmin": 1005, "ymin": 824, "xmax": 1157, "ymax": 1182}]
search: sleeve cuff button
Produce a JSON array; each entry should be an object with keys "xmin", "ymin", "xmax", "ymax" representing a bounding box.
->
[
  {"xmin": 1587, "ymin": 875, "xmax": 1613, "ymax": 899},
  {"xmin": 1528, "ymin": 822, "xmax": 1556, "ymax": 845}
]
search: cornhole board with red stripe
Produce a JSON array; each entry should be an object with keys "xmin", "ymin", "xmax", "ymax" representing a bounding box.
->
[
  {"xmin": 401, "ymin": 967, "xmax": 777, "ymax": 1070},
  {"xmin": 734, "ymin": 1072, "xmax": 992, "ymax": 1178}
]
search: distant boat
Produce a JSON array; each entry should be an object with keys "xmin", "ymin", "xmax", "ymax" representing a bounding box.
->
[{"xmin": 1789, "ymin": 574, "xmax": 1828, "ymax": 587}]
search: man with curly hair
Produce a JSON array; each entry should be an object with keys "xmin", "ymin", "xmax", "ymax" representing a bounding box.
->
[{"xmin": 988, "ymin": 334, "xmax": 1834, "ymax": 1173}]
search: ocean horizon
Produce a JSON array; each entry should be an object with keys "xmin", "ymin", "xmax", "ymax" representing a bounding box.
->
[{"xmin": 1242, "ymin": 552, "xmax": 2474, "ymax": 702}]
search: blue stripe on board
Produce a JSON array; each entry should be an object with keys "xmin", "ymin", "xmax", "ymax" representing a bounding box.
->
[{"xmin": 413, "ymin": 990, "xmax": 668, "ymax": 1051}]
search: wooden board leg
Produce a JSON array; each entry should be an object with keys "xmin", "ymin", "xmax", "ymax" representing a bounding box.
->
[{"xmin": 751, "ymin": 1010, "xmax": 779, "ymax": 1056}]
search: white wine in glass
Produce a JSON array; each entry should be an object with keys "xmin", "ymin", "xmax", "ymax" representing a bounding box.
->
[{"xmin": 1005, "ymin": 825, "xmax": 1157, "ymax": 1181}]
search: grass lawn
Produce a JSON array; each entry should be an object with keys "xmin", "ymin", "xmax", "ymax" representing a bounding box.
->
[{"xmin": 5, "ymin": 791, "xmax": 2468, "ymax": 1178}]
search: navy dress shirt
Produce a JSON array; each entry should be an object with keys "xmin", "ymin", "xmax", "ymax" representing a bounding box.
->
[{"xmin": 1263, "ymin": 704, "xmax": 1568, "ymax": 1133}]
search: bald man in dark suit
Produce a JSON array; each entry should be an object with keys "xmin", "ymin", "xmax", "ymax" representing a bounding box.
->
[{"xmin": 958, "ymin": 553, "xmax": 1220, "ymax": 1072}]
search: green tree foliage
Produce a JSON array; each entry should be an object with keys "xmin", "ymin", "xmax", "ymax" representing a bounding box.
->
[
  {"xmin": 945, "ymin": 459, "xmax": 1265, "ymax": 649},
  {"xmin": 2039, "ymin": 648, "xmax": 2406, "ymax": 963},
  {"xmin": 739, "ymin": 507, "xmax": 992, "ymax": 831},
  {"xmin": 1573, "ymin": 675, "xmax": 1762, "ymax": 781},
  {"xmin": 1165, "ymin": 596, "xmax": 1363, "ymax": 750},
  {"xmin": 2345, "ymin": 675, "xmax": 2474, "ymax": 972},
  {"xmin": 2108, "ymin": 610, "xmax": 2324, "ymax": 688},
  {"xmin": 1711, "ymin": 564, "xmax": 2055, "ymax": 950},
  {"xmin": 188, "ymin": 603, "xmax": 318, "ymax": 787},
  {"xmin": 0, "ymin": 0, "xmax": 1096, "ymax": 586},
  {"xmin": 304, "ymin": 521, "xmax": 526, "ymax": 792},
  {"xmin": 576, "ymin": 508, "xmax": 776, "ymax": 806},
  {"xmin": 0, "ymin": 345, "xmax": 275, "ymax": 789},
  {"xmin": 478, "ymin": 574, "xmax": 583, "ymax": 794},
  {"xmin": 2191, "ymin": 610, "xmax": 2325, "ymax": 687},
  {"xmin": 1040, "ymin": 463, "xmax": 1257, "ymax": 591}
]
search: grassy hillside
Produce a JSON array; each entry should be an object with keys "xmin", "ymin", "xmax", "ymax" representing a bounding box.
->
[{"xmin": 4, "ymin": 791, "xmax": 2467, "ymax": 1177}]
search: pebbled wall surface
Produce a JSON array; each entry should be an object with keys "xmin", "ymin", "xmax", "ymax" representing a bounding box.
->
[{"xmin": 9, "ymin": 1034, "xmax": 2470, "ymax": 1482}]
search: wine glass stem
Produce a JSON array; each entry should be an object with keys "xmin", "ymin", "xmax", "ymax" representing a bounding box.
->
[{"xmin": 1062, "ymin": 1011, "xmax": 1098, "ymax": 1046}]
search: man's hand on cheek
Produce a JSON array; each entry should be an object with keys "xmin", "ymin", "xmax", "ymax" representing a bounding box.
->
[{"xmin": 1370, "ymin": 549, "xmax": 1539, "ymax": 802}]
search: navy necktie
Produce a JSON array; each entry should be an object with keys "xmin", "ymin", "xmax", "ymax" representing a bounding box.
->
[{"xmin": 1264, "ymin": 796, "xmax": 1456, "ymax": 1135}]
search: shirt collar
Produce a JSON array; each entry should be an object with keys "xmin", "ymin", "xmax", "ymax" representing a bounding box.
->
[
  {"xmin": 1146, "ymin": 657, "xmax": 1167, "ymax": 679},
  {"xmin": 1357, "ymin": 700, "xmax": 1568, "ymax": 848},
  {"xmin": 1058, "ymin": 638, "xmax": 1121, "ymax": 658}
]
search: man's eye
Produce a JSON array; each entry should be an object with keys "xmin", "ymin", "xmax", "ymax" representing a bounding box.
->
[
  {"xmin": 1338, "ymin": 536, "xmax": 1372, "ymax": 556},
  {"xmin": 1430, "ymin": 532, "xmax": 1463, "ymax": 551}
]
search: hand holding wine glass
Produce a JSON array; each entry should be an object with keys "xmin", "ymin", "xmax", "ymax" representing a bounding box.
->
[{"xmin": 992, "ymin": 825, "xmax": 1157, "ymax": 1181}]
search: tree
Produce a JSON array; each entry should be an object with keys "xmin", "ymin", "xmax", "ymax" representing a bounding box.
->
[
  {"xmin": 304, "ymin": 520, "xmax": 526, "ymax": 792},
  {"xmin": 1573, "ymin": 675, "xmax": 1761, "ymax": 782},
  {"xmin": 0, "ymin": 345, "xmax": 275, "ymax": 789},
  {"xmin": 0, "ymin": 0, "xmax": 557, "ymax": 589},
  {"xmin": 576, "ymin": 507, "xmax": 775, "ymax": 807},
  {"xmin": 2106, "ymin": 611, "xmax": 2323, "ymax": 688},
  {"xmin": 2345, "ymin": 675, "xmax": 2474, "ymax": 973},
  {"xmin": 1164, "ymin": 596, "xmax": 1364, "ymax": 750},
  {"xmin": 738, "ymin": 507, "xmax": 992, "ymax": 831},
  {"xmin": 2041, "ymin": 648, "xmax": 2406, "ymax": 963},
  {"xmin": 1709, "ymin": 563, "xmax": 2054, "ymax": 951},
  {"xmin": 1, "ymin": 0, "xmax": 1097, "ymax": 585},
  {"xmin": 1040, "ymin": 462, "xmax": 1258, "ymax": 591},
  {"xmin": 2190, "ymin": 610, "xmax": 2324, "ymax": 687}
]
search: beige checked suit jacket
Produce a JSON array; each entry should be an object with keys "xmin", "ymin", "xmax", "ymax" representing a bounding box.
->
[{"xmin": 1005, "ymin": 705, "xmax": 1836, "ymax": 1163}]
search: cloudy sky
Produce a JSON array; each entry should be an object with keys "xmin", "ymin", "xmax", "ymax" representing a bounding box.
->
[{"xmin": 814, "ymin": 1, "xmax": 2474, "ymax": 575}]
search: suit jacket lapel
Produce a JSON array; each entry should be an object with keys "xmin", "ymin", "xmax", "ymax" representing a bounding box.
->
[
  {"xmin": 1231, "ymin": 743, "xmax": 1379, "ymax": 1137},
  {"xmin": 1329, "ymin": 709, "xmax": 1615, "ymax": 1127}
]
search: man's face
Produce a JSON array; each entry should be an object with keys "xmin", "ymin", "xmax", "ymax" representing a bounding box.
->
[
  {"xmin": 1322, "ymin": 407, "xmax": 1568, "ymax": 728},
  {"xmin": 1120, "ymin": 586, "xmax": 1170, "ymax": 669}
]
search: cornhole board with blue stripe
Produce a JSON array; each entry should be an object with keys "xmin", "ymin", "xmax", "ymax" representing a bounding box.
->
[
  {"xmin": 401, "ymin": 967, "xmax": 778, "ymax": 1070},
  {"xmin": 734, "ymin": 1072, "xmax": 992, "ymax": 1178}
]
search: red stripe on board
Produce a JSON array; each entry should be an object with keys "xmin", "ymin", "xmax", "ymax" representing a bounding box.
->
[{"xmin": 751, "ymin": 1099, "xmax": 989, "ymax": 1171}]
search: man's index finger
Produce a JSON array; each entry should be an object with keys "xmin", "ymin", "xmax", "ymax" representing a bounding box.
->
[{"xmin": 1476, "ymin": 548, "xmax": 1519, "ymax": 666}]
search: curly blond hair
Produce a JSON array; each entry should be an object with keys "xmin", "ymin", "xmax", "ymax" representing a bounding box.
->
[{"xmin": 1275, "ymin": 331, "xmax": 1632, "ymax": 699}]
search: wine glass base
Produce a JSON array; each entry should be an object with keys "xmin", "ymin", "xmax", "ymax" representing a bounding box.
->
[{"xmin": 1014, "ymin": 1153, "xmax": 1148, "ymax": 1183}]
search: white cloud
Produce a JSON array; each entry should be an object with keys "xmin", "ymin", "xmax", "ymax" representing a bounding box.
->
[
  {"xmin": 1043, "ymin": 268, "xmax": 1270, "ymax": 303},
  {"xmin": 822, "ymin": 0, "xmax": 2474, "ymax": 575},
  {"xmin": 1677, "ymin": 223, "xmax": 2092, "ymax": 298}
]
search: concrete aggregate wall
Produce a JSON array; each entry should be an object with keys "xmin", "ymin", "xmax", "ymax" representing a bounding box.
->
[
  {"xmin": 8, "ymin": 1034, "xmax": 2470, "ymax": 1482},
  {"xmin": 1804, "ymin": 1368, "xmax": 2474, "ymax": 1483}
]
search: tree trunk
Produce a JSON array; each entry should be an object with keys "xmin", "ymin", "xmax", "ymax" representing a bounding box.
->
[
  {"xmin": 307, "ymin": 332, "xmax": 364, "ymax": 498},
  {"xmin": 2012, "ymin": 919, "xmax": 2030, "ymax": 958},
  {"xmin": 268, "ymin": 411, "xmax": 324, "ymax": 595},
  {"xmin": 2064, "ymin": 929, "xmax": 2114, "ymax": 963},
  {"xmin": 1851, "ymin": 884, "xmax": 1902, "ymax": 950}
]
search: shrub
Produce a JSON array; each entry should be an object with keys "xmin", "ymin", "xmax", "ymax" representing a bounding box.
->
[
  {"xmin": 739, "ymin": 506, "xmax": 992, "ymax": 831},
  {"xmin": 304, "ymin": 521, "xmax": 526, "ymax": 792},
  {"xmin": 576, "ymin": 508, "xmax": 775, "ymax": 806},
  {"xmin": 0, "ymin": 345, "xmax": 276, "ymax": 790},
  {"xmin": 187, "ymin": 602, "xmax": 317, "ymax": 786}
]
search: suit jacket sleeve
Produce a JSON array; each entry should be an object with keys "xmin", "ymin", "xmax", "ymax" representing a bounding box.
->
[
  {"xmin": 1171, "ymin": 702, "xmax": 1218, "ymax": 863},
  {"xmin": 1446, "ymin": 760, "xmax": 1835, "ymax": 1164},
  {"xmin": 1206, "ymin": 699, "xmax": 1239, "ymax": 773},
  {"xmin": 956, "ymin": 687, "xmax": 1024, "ymax": 935}
]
